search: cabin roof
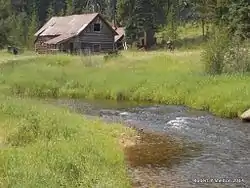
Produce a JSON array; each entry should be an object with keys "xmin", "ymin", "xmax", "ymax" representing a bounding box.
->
[
  {"xmin": 35, "ymin": 13, "xmax": 118, "ymax": 45},
  {"xmin": 45, "ymin": 34, "xmax": 74, "ymax": 45},
  {"xmin": 114, "ymin": 27, "xmax": 125, "ymax": 42}
]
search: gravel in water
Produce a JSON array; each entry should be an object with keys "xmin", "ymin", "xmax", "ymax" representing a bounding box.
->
[{"xmin": 53, "ymin": 99, "xmax": 250, "ymax": 188}]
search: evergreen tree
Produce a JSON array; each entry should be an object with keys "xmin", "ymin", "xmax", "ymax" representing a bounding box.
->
[
  {"xmin": 72, "ymin": 0, "xmax": 82, "ymax": 14},
  {"xmin": 47, "ymin": 1, "xmax": 55, "ymax": 20},
  {"xmin": 191, "ymin": 0, "xmax": 214, "ymax": 37},
  {"xmin": 27, "ymin": 7, "xmax": 38, "ymax": 49},
  {"xmin": 57, "ymin": 9, "xmax": 65, "ymax": 16},
  {"xmin": 0, "ymin": 0, "xmax": 249, "ymax": 49},
  {"xmin": 125, "ymin": 17, "xmax": 137, "ymax": 44},
  {"xmin": 226, "ymin": 0, "xmax": 250, "ymax": 39},
  {"xmin": 133, "ymin": 0, "xmax": 155, "ymax": 33},
  {"xmin": 123, "ymin": 0, "xmax": 156, "ymax": 41},
  {"xmin": 167, "ymin": 4, "xmax": 178, "ymax": 40},
  {"xmin": 66, "ymin": 0, "xmax": 74, "ymax": 15},
  {"xmin": 9, "ymin": 12, "xmax": 27, "ymax": 47},
  {"xmin": 117, "ymin": 0, "xmax": 135, "ymax": 25},
  {"xmin": 0, "ymin": 0, "xmax": 11, "ymax": 48}
]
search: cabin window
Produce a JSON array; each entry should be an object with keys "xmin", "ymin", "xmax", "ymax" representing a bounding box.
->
[
  {"xmin": 93, "ymin": 23, "xmax": 101, "ymax": 32},
  {"xmin": 81, "ymin": 43, "xmax": 85, "ymax": 49},
  {"xmin": 93, "ymin": 44, "xmax": 101, "ymax": 52}
]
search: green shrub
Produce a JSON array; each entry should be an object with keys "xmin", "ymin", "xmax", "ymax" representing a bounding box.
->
[
  {"xmin": 201, "ymin": 27, "xmax": 231, "ymax": 75},
  {"xmin": 202, "ymin": 27, "xmax": 250, "ymax": 75},
  {"xmin": 223, "ymin": 38, "xmax": 250, "ymax": 73}
]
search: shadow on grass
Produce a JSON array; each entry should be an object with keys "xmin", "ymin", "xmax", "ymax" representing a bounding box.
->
[
  {"xmin": 153, "ymin": 35, "xmax": 206, "ymax": 51},
  {"xmin": 175, "ymin": 35, "xmax": 207, "ymax": 50}
]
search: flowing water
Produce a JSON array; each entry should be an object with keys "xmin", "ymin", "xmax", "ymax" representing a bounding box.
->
[{"xmin": 52, "ymin": 99, "xmax": 250, "ymax": 188}]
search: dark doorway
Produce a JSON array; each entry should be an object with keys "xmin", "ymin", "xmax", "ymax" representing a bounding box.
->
[
  {"xmin": 81, "ymin": 43, "xmax": 85, "ymax": 49},
  {"xmin": 93, "ymin": 44, "xmax": 101, "ymax": 52},
  {"xmin": 141, "ymin": 38, "xmax": 145, "ymax": 46},
  {"xmin": 69, "ymin": 43, "xmax": 73, "ymax": 54}
]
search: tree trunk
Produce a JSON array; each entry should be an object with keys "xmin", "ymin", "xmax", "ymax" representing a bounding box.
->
[{"xmin": 201, "ymin": 19, "xmax": 205, "ymax": 38}]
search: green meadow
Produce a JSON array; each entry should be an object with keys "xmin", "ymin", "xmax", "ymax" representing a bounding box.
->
[
  {"xmin": 0, "ymin": 48, "xmax": 249, "ymax": 187},
  {"xmin": 1, "ymin": 50, "xmax": 249, "ymax": 118},
  {"xmin": 0, "ymin": 95, "xmax": 133, "ymax": 188}
]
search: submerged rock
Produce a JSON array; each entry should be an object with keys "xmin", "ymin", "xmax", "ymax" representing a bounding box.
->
[
  {"xmin": 99, "ymin": 109, "xmax": 120, "ymax": 117},
  {"xmin": 240, "ymin": 109, "xmax": 250, "ymax": 122},
  {"xmin": 99, "ymin": 110, "xmax": 130, "ymax": 117},
  {"xmin": 119, "ymin": 112, "xmax": 129, "ymax": 116}
]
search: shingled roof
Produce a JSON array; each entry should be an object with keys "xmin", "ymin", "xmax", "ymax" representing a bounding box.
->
[
  {"xmin": 35, "ymin": 13, "xmax": 118, "ymax": 45},
  {"xmin": 114, "ymin": 27, "xmax": 125, "ymax": 42}
]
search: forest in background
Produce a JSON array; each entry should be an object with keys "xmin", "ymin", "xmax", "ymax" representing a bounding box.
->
[{"xmin": 0, "ymin": 0, "xmax": 249, "ymax": 49}]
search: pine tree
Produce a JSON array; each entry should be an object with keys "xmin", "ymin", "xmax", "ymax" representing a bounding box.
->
[
  {"xmin": 27, "ymin": 7, "xmax": 38, "ymax": 49},
  {"xmin": 66, "ymin": 0, "xmax": 73, "ymax": 15},
  {"xmin": 0, "ymin": 0, "xmax": 11, "ymax": 48},
  {"xmin": 9, "ymin": 12, "xmax": 27, "ymax": 47},
  {"xmin": 73, "ymin": 0, "xmax": 82, "ymax": 14},
  {"xmin": 123, "ymin": 0, "xmax": 156, "ymax": 44},
  {"xmin": 125, "ymin": 17, "xmax": 137, "ymax": 43},
  {"xmin": 167, "ymin": 4, "xmax": 178, "ymax": 40},
  {"xmin": 133, "ymin": 0, "xmax": 155, "ymax": 33},
  {"xmin": 117, "ymin": 0, "xmax": 135, "ymax": 25},
  {"xmin": 226, "ymin": 0, "xmax": 250, "ymax": 39},
  {"xmin": 57, "ymin": 9, "xmax": 65, "ymax": 16},
  {"xmin": 46, "ymin": 1, "xmax": 55, "ymax": 20}
]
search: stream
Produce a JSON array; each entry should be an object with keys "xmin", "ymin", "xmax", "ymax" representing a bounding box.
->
[{"xmin": 52, "ymin": 99, "xmax": 249, "ymax": 188}]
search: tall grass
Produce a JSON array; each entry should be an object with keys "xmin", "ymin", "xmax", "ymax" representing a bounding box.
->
[
  {"xmin": 0, "ymin": 96, "xmax": 132, "ymax": 187},
  {"xmin": 0, "ymin": 50, "xmax": 250, "ymax": 118},
  {"xmin": 0, "ymin": 50, "xmax": 37, "ymax": 65}
]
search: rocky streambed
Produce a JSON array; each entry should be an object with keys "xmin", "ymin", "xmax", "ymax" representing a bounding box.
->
[{"xmin": 51, "ymin": 99, "xmax": 249, "ymax": 188}]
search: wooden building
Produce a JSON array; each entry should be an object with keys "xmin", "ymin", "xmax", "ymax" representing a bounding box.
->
[
  {"xmin": 114, "ymin": 27, "xmax": 127, "ymax": 50},
  {"xmin": 34, "ymin": 13, "xmax": 119, "ymax": 54}
]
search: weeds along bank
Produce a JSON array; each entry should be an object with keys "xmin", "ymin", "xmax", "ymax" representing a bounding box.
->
[
  {"xmin": 0, "ymin": 51, "xmax": 250, "ymax": 118},
  {"xmin": 0, "ymin": 96, "xmax": 132, "ymax": 187}
]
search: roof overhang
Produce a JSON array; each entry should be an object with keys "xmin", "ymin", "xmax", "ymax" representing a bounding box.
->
[{"xmin": 45, "ymin": 34, "xmax": 74, "ymax": 45}]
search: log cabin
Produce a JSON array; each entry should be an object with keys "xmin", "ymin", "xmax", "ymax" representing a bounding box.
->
[{"xmin": 34, "ymin": 13, "xmax": 119, "ymax": 54}]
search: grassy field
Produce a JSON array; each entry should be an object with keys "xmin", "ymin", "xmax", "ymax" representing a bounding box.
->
[
  {"xmin": 0, "ymin": 50, "xmax": 36, "ymax": 64},
  {"xmin": 0, "ymin": 51, "xmax": 135, "ymax": 188},
  {"xmin": 1, "ymin": 48, "xmax": 249, "ymax": 187},
  {"xmin": 0, "ymin": 50, "xmax": 249, "ymax": 118},
  {"xmin": 0, "ymin": 52, "xmax": 133, "ymax": 188},
  {"xmin": 0, "ymin": 95, "xmax": 133, "ymax": 187}
]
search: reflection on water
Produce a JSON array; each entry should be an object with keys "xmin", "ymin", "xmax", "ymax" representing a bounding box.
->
[{"xmin": 52, "ymin": 99, "xmax": 250, "ymax": 188}]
